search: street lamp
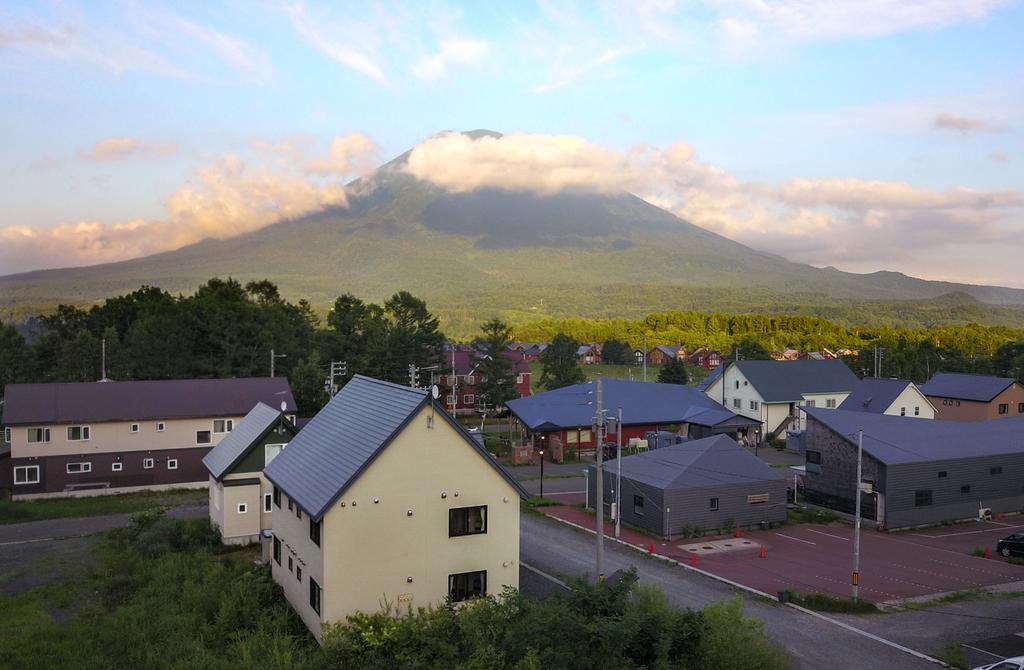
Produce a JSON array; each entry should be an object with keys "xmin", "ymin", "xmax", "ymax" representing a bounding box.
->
[{"xmin": 538, "ymin": 448, "xmax": 545, "ymax": 498}]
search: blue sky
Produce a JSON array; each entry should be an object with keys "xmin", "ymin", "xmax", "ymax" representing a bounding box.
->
[{"xmin": 1, "ymin": 1, "xmax": 1022, "ymax": 285}]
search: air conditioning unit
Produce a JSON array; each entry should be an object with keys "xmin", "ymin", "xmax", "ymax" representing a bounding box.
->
[{"xmin": 978, "ymin": 507, "xmax": 993, "ymax": 521}]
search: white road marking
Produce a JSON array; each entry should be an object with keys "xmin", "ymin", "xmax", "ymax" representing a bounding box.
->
[
  {"xmin": 0, "ymin": 534, "xmax": 84, "ymax": 547},
  {"xmin": 521, "ymin": 561, "xmax": 567, "ymax": 588},
  {"xmin": 960, "ymin": 644, "xmax": 1006, "ymax": 660},
  {"xmin": 775, "ymin": 533, "xmax": 816, "ymax": 545},
  {"xmin": 544, "ymin": 490, "xmax": 585, "ymax": 496},
  {"xmin": 805, "ymin": 528, "xmax": 849, "ymax": 541},
  {"xmin": 910, "ymin": 523, "xmax": 1024, "ymax": 539}
]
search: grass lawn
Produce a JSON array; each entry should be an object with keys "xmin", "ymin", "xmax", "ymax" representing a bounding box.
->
[
  {"xmin": 0, "ymin": 488, "xmax": 207, "ymax": 525},
  {"xmin": 527, "ymin": 361, "xmax": 712, "ymax": 392}
]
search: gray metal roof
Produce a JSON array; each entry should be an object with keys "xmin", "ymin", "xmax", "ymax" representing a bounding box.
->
[
  {"xmin": 734, "ymin": 360, "xmax": 858, "ymax": 402},
  {"xmin": 602, "ymin": 434, "xmax": 785, "ymax": 490},
  {"xmin": 263, "ymin": 375, "xmax": 527, "ymax": 520},
  {"xmin": 838, "ymin": 378, "xmax": 914, "ymax": 413},
  {"xmin": 202, "ymin": 402, "xmax": 293, "ymax": 480},
  {"xmin": 1, "ymin": 377, "xmax": 296, "ymax": 425},
  {"xmin": 696, "ymin": 364, "xmax": 723, "ymax": 392},
  {"xmin": 919, "ymin": 372, "xmax": 1016, "ymax": 402},
  {"xmin": 804, "ymin": 407, "xmax": 1024, "ymax": 465}
]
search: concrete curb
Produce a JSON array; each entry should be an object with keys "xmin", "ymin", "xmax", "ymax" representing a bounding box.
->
[{"xmin": 543, "ymin": 512, "xmax": 949, "ymax": 668}]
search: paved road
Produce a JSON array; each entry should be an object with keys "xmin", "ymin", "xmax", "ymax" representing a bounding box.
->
[{"xmin": 520, "ymin": 512, "xmax": 939, "ymax": 670}]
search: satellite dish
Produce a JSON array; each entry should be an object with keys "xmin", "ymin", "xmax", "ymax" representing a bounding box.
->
[
  {"xmin": 280, "ymin": 401, "xmax": 288, "ymax": 411},
  {"xmin": 431, "ymin": 384, "xmax": 440, "ymax": 400}
]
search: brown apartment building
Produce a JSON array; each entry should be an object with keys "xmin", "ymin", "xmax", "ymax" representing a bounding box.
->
[
  {"xmin": 2, "ymin": 378, "xmax": 296, "ymax": 499},
  {"xmin": 920, "ymin": 372, "xmax": 1024, "ymax": 421}
]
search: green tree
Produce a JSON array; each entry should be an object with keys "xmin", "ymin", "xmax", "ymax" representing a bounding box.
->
[
  {"xmin": 0, "ymin": 323, "xmax": 35, "ymax": 389},
  {"xmin": 291, "ymin": 352, "xmax": 329, "ymax": 415},
  {"xmin": 736, "ymin": 337, "xmax": 772, "ymax": 360},
  {"xmin": 600, "ymin": 339, "xmax": 631, "ymax": 364},
  {"xmin": 474, "ymin": 318, "xmax": 517, "ymax": 409},
  {"xmin": 539, "ymin": 334, "xmax": 586, "ymax": 390},
  {"xmin": 657, "ymin": 357, "xmax": 689, "ymax": 385}
]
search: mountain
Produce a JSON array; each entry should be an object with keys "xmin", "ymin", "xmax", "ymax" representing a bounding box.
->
[{"xmin": 3, "ymin": 130, "xmax": 1024, "ymax": 332}]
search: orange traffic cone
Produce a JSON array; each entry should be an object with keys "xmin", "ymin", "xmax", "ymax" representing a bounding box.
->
[
  {"xmin": 691, "ymin": 552, "xmax": 698, "ymax": 567},
  {"xmin": 759, "ymin": 546, "xmax": 767, "ymax": 559}
]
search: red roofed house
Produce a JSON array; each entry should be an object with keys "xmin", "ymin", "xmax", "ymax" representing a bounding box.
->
[
  {"xmin": 689, "ymin": 348, "xmax": 723, "ymax": 369},
  {"xmin": 444, "ymin": 349, "xmax": 532, "ymax": 415}
]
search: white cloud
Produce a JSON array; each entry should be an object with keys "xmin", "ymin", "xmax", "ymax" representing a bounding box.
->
[
  {"xmin": 283, "ymin": 3, "xmax": 391, "ymax": 87},
  {"xmin": 412, "ymin": 38, "xmax": 491, "ymax": 81},
  {"xmin": 79, "ymin": 138, "xmax": 179, "ymax": 161},
  {"xmin": 304, "ymin": 133, "xmax": 380, "ymax": 175},
  {"xmin": 934, "ymin": 112, "xmax": 1007, "ymax": 134}
]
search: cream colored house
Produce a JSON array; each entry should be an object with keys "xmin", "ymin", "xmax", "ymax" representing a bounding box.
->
[
  {"xmin": 202, "ymin": 402, "xmax": 296, "ymax": 544},
  {"xmin": 264, "ymin": 375, "xmax": 527, "ymax": 640},
  {"xmin": 837, "ymin": 378, "xmax": 936, "ymax": 419}
]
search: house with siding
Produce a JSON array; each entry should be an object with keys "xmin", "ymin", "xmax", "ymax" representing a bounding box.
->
[
  {"xmin": 803, "ymin": 407, "xmax": 1024, "ymax": 530},
  {"xmin": 587, "ymin": 435, "xmax": 787, "ymax": 537},
  {"xmin": 576, "ymin": 343, "xmax": 602, "ymax": 365},
  {"xmin": 688, "ymin": 348, "xmax": 723, "ymax": 369},
  {"xmin": 838, "ymin": 378, "xmax": 935, "ymax": 418},
  {"xmin": 702, "ymin": 359, "xmax": 858, "ymax": 440},
  {"xmin": 506, "ymin": 379, "xmax": 759, "ymax": 458},
  {"xmin": 202, "ymin": 402, "xmax": 296, "ymax": 545},
  {"xmin": 443, "ymin": 349, "xmax": 531, "ymax": 415},
  {"xmin": 919, "ymin": 372, "xmax": 1024, "ymax": 421},
  {"xmin": 647, "ymin": 345, "xmax": 686, "ymax": 366},
  {"xmin": 263, "ymin": 375, "xmax": 527, "ymax": 639},
  {"xmin": 2, "ymin": 378, "xmax": 295, "ymax": 499}
]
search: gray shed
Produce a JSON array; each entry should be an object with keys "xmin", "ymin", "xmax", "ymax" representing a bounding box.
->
[{"xmin": 587, "ymin": 435, "xmax": 788, "ymax": 537}]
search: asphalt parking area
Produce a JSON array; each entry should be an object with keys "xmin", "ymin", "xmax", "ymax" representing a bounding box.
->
[
  {"xmin": 961, "ymin": 631, "xmax": 1024, "ymax": 668},
  {"xmin": 699, "ymin": 521, "xmax": 1024, "ymax": 602}
]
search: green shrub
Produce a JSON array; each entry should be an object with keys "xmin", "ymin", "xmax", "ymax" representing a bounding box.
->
[{"xmin": 783, "ymin": 590, "xmax": 879, "ymax": 614}]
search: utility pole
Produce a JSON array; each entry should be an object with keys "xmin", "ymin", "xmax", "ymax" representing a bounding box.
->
[
  {"xmin": 270, "ymin": 349, "xmax": 287, "ymax": 378},
  {"xmin": 642, "ymin": 334, "xmax": 647, "ymax": 382},
  {"xmin": 615, "ymin": 406, "xmax": 622, "ymax": 539},
  {"xmin": 594, "ymin": 378, "xmax": 605, "ymax": 583},
  {"xmin": 326, "ymin": 361, "xmax": 347, "ymax": 397},
  {"xmin": 852, "ymin": 428, "xmax": 864, "ymax": 600},
  {"xmin": 408, "ymin": 364, "xmax": 419, "ymax": 388}
]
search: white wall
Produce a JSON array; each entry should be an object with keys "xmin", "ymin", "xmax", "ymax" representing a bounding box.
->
[{"xmin": 884, "ymin": 386, "xmax": 935, "ymax": 419}]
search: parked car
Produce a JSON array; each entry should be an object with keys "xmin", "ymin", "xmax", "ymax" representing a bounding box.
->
[
  {"xmin": 996, "ymin": 533, "xmax": 1024, "ymax": 558},
  {"xmin": 973, "ymin": 656, "xmax": 1024, "ymax": 670}
]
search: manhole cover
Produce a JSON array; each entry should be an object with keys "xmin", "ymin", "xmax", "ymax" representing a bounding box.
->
[{"xmin": 702, "ymin": 545, "xmax": 713, "ymax": 550}]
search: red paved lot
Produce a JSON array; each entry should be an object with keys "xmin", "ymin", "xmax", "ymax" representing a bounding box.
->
[{"xmin": 543, "ymin": 506, "xmax": 1024, "ymax": 602}]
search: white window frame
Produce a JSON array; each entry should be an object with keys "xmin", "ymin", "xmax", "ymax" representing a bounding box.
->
[
  {"xmin": 143, "ymin": 457, "xmax": 155, "ymax": 469},
  {"xmin": 27, "ymin": 427, "xmax": 51, "ymax": 443},
  {"xmin": 516, "ymin": 373, "xmax": 524, "ymax": 384},
  {"xmin": 264, "ymin": 493, "xmax": 273, "ymax": 513},
  {"xmin": 3, "ymin": 427, "xmax": 10, "ymax": 442},
  {"xmin": 66, "ymin": 425, "xmax": 91, "ymax": 441},
  {"xmin": 464, "ymin": 394, "xmax": 475, "ymax": 405},
  {"xmin": 265, "ymin": 443, "xmax": 287, "ymax": 466},
  {"xmin": 129, "ymin": 423, "xmax": 140, "ymax": 433},
  {"xmin": 466, "ymin": 375, "xmax": 475, "ymax": 386},
  {"xmin": 112, "ymin": 462, "xmax": 123, "ymax": 472},
  {"xmin": 826, "ymin": 399, "xmax": 837, "ymax": 409},
  {"xmin": 167, "ymin": 458, "xmax": 178, "ymax": 470},
  {"xmin": 213, "ymin": 419, "xmax": 234, "ymax": 434},
  {"xmin": 237, "ymin": 503, "xmax": 248, "ymax": 514},
  {"xmin": 196, "ymin": 430, "xmax": 212, "ymax": 445},
  {"xmin": 749, "ymin": 400, "xmax": 759, "ymax": 411},
  {"xmin": 156, "ymin": 422, "xmax": 166, "ymax": 432},
  {"xmin": 14, "ymin": 465, "xmax": 40, "ymax": 485},
  {"xmin": 286, "ymin": 415, "xmax": 296, "ymax": 424},
  {"xmin": 66, "ymin": 462, "xmax": 92, "ymax": 474},
  {"xmin": 446, "ymin": 395, "xmax": 455, "ymax": 405}
]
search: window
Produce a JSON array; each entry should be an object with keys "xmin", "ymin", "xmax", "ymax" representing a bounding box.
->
[
  {"xmin": 273, "ymin": 486, "xmax": 281, "ymax": 508},
  {"xmin": 112, "ymin": 462, "xmax": 123, "ymax": 472},
  {"xmin": 826, "ymin": 399, "xmax": 837, "ymax": 409},
  {"xmin": 287, "ymin": 415, "xmax": 296, "ymax": 424},
  {"xmin": 914, "ymin": 490, "xmax": 933, "ymax": 507},
  {"xmin": 566, "ymin": 431, "xmax": 578, "ymax": 445},
  {"xmin": 747, "ymin": 493, "xmax": 770, "ymax": 504},
  {"xmin": 288, "ymin": 556, "xmax": 293, "ymax": 572},
  {"xmin": 143, "ymin": 458, "xmax": 154, "ymax": 469},
  {"xmin": 750, "ymin": 400, "xmax": 759, "ymax": 411},
  {"xmin": 265, "ymin": 443, "xmax": 286, "ymax": 465},
  {"xmin": 167, "ymin": 459, "xmax": 178, "ymax": 470},
  {"xmin": 734, "ymin": 380, "xmax": 740, "ymax": 389},
  {"xmin": 288, "ymin": 498, "xmax": 293, "ymax": 511},
  {"xmin": 466, "ymin": 375, "xmax": 475, "ymax": 385},
  {"xmin": 196, "ymin": 430, "xmax": 212, "ymax": 445},
  {"xmin": 264, "ymin": 493, "xmax": 273, "ymax": 513},
  {"xmin": 990, "ymin": 466, "xmax": 1003, "ymax": 475},
  {"xmin": 129, "ymin": 423, "xmax": 140, "ymax": 433},
  {"xmin": 273, "ymin": 537, "xmax": 281, "ymax": 564},
  {"xmin": 1019, "ymin": 403, "xmax": 1024, "ymax": 414},
  {"xmin": 156, "ymin": 422, "xmax": 166, "ymax": 432},
  {"xmin": 806, "ymin": 450, "xmax": 822, "ymax": 465},
  {"xmin": 67, "ymin": 425, "xmax": 90, "ymax": 441},
  {"xmin": 914, "ymin": 406, "xmax": 920, "ymax": 416},
  {"xmin": 309, "ymin": 578, "xmax": 322, "ymax": 614},
  {"xmin": 237, "ymin": 503, "xmax": 248, "ymax": 514},
  {"xmin": 960, "ymin": 484, "xmax": 971, "ymax": 494},
  {"xmin": 732, "ymin": 398, "xmax": 741, "ymax": 409},
  {"xmin": 998, "ymin": 403, "xmax": 1009, "ymax": 415},
  {"xmin": 805, "ymin": 399, "xmax": 816, "ymax": 408},
  {"xmin": 937, "ymin": 471, "xmax": 947, "ymax": 478},
  {"xmin": 296, "ymin": 565, "xmax": 302, "ymax": 582},
  {"xmin": 449, "ymin": 506, "xmax": 487, "ymax": 537},
  {"xmin": 463, "ymin": 394, "xmax": 475, "ymax": 405},
  {"xmin": 296, "ymin": 506, "xmax": 302, "ymax": 520},
  {"xmin": 900, "ymin": 407, "xmax": 906, "ymax": 416},
  {"xmin": 709, "ymin": 497, "xmax": 719, "ymax": 512},
  {"xmin": 310, "ymin": 518, "xmax": 322, "ymax": 546},
  {"xmin": 448, "ymin": 570, "xmax": 486, "ymax": 602},
  {"xmin": 3, "ymin": 427, "xmax": 10, "ymax": 442},
  {"xmin": 66, "ymin": 462, "xmax": 91, "ymax": 474},
  {"xmin": 633, "ymin": 495, "xmax": 645, "ymax": 516},
  {"xmin": 14, "ymin": 465, "xmax": 40, "ymax": 485},
  {"xmin": 446, "ymin": 395, "xmax": 455, "ymax": 406},
  {"xmin": 516, "ymin": 373, "xmax": 524, "ymax": 384},
  {"xmin": 213, "ymin": 419, "xmax": 234, "ymax": 433},
  {"xmin": 27, "ymin": 427, "xmax": 51, "ymax": 443}
]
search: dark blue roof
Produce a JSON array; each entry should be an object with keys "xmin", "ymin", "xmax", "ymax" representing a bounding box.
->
[
  {"xmin": 734, "ymin": 360, "xmax": 858, "ymax": 402},
  {"xmin": 920, "ymin": 372, "xmax": 1015, "ymax": 402},
  {"xmin": 805, "ymin": 407, "xmax": 1024, "ymax": 465},
  {"xmin": 696, "ymin": 364, "xmax": 723, "ymax": 392},
  {"xmin": 264, "ymin": 375, "xmax": 526, "ymax": 520},
  {"xmin": 838, "ymin": 378, "xmax": 917, "ymax": 414},
  {"xmin": 592, "ymin": 434, "xmax": 784, "ymax": 489},
  {"xmin": 202, "ymin": 402, "xmax": 294, "ymax": 480},
  {"xmin": 506, "ymin": 379, "xmax": 745, "ymax": 431}
]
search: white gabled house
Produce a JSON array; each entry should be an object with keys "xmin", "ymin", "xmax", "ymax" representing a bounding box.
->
[{"xmin": 837, "ymin": 378, "xmax": 936, "ymax": 419}]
